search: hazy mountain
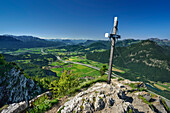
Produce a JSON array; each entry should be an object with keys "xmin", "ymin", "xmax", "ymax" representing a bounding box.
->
[
  {"xmin": 0, "ymin": 35, "xmax": 23, "ymax": 48},
  {"xmin": 78, "ymin": 40, "xmax": 97, "ymax": 46},
  {"xmin": 116, "ymin": 39, "xmax": 141, "ymax": 47},
  {"xmin": 83, "ymin": 39, "xmax": 140, "ymax": 50},
  {"xmin": 87, "ymin": 41, "xmax": 110, "ymax": 50},
  {"xmin": 82, "ymin": 38, "xmax": 168, "ymax": 50},
  {"xmin": 148, "ymin": 38, "xmax": 170, "ymax": 46},
  {"xmin": 57, "ymin": 45, "xmax": 85, "ymax": 51},
  {"xmin": 0, "ymin": 35, "xmax": 65, "ymax": 49},
  {"xmin": 47, "ymin": 39, "xmax": 86, "ymax": 45},
  {"xmin": 13, "ymin": 35, "xmax": 44, "ymax": 42}
]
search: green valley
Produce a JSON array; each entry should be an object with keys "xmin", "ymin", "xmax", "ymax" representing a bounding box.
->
[{"xmin": 0, "ymin": 37, "xmax": 170, "ymax": 112}]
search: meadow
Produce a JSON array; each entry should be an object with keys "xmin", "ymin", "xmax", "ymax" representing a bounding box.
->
[
  {"xmin": 154, "ymin": 82, "xmax": 170, "ymax": 91},
  {"xmin": 66, "ymin": 56, "xmax": 125, "ymax": 74},
  {"xmin": 50, "ymin": 61, "xmax": 101, "ymax": 77}
]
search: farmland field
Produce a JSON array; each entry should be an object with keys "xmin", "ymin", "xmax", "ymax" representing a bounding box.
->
[
  {"xmin": 50, "ymin": 61, "xmax": 101, "ymax": 77},
  {"xmin": 154, "ymin": 82, "xmax": 170, "ymax": 91},
  {"xmin": 66, "ymin": 56, "xmax": 125, "ymax": 74}
]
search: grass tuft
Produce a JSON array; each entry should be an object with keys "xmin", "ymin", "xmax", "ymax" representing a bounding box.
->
[
  {"xmin": 160, "ymin": 98, "xmax": 169, "ymax": 112},
  {"xmin": 66, "ymin": 75, "xmax": 107, "ymax": 95}
]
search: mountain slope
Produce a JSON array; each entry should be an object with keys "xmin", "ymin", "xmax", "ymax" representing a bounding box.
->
[
  {"xmin": 116, "ymin": 39, "xmax": 141, "ymax": 47},
  {"xmin": 78, "ymin": 40, "xmax": 97, "ymax": 46},
  {"xmin": 86, "ymin": 40, "xmax": 170, "ymax": 82},
  {"xmin": 149, "ymin": 38, "xmax": 170, "ymax": 46},
  {"xmin": 0, "ymin": 35, "xmax": 65, "ymax": 49},
  {"xmin": 0, "ymin": 36, "xmax": 23, "ymax": 49}
]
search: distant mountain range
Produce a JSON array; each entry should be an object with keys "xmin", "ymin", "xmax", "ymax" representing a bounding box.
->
[
  {"xmin": 46, "ymin": 39, "xmax": 86, "ymax": 45},
  {"xmin": 85, "ymin": 38, "xmax": 170, "ymax": 49},
  {"xmin": 0, "ymin": 35, "xmax": 169, "ymax": 49},
  {"xmin": 148, "ymin": 38, "xmax": 170, "ymax": 46},
  {"xmin": 0, "ymin": 35, "xmax": 65, "ymax": 49}
]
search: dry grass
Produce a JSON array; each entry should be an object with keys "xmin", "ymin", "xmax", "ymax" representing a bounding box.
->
[
  {"xmin": 112, "ymin": 67, "xmax": 125, "ymax": 73},
  {"xmin": 154, "ymin": 84, "xmax": 166, "ymax": 90}
]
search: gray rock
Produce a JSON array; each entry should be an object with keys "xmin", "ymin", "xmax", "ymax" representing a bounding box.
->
[
  {"xmin": 118, "ymin": 90, "xmax": 126, "ymax": 99},
  {"xmin": 108, "ymin": 98, "xmax": 115, "ymax": 106},
  {"xmin": 143, "ymin": 94, "xmax": 151, "ymax": 102},
  {"xmin": 132, "ymin": 95, "xmax": 154, "ymax": 113},
  {"xmin": 123, "ymin": 102, "xmax": 134, "ymax": 112},
  {"xmin": 94, "ymin": 96, "xmax": 105, "ymax": 111},
  {"xmin": 100, "ymin": 94, "xmax": 106, "ymax": 98},
  {"xmin": 74, "ymin": 107, "xmax": 81, "ymax": 113},
  {"xmin": 153, "ymin": 103, "xmax": 167, "ymax": 113},
  {"xmin": 152, "ymin": 99, "xmax": 167, "ymax": 113},
  {"xmin": 57, "ymin": 82, "xmax": 168, "ymax": 113},
  {"xmin": 99, "ymin": 90, "xmax": 105, "ymax": 95},
  {"xmin": 109, "ymin": 85, "xmax": 114, "ymax": 92},
  {"xmin": 83, "ymin": 102, "xmax": 94, "ymax": 113},
  {"xmin": 137, "ymin": 82, "xmax": 146, "ymax": 88},
  {"xmin": 61, "ymin": 97, "xmax": 83, "ymax": 113},
  {"xmin": 85, "ymin": 97, "xmax": 89, "ymax": 102},
  {"xmin": 1, "ymin": 101, "xmax": 26, "ymax": 113},
  {"xmin": 0, "ymin": 68, "xmax": 41, "ymax": 107}
]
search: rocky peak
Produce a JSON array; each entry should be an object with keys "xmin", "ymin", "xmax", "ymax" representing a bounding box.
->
[{"xmin": 58, "ymin": 78, "xmax": 168, "ymax": 113}]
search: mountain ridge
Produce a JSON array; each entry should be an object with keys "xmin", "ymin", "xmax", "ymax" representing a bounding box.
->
[
  {"xmin": 0, "ymin": 35, "xmax": 65, "ymax": 49},
  {"xmin": 86, "ymin": 40, "xmax": 170, "ymax": 82}
]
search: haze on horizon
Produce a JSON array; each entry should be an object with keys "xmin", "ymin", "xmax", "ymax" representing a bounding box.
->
[{"xmin": 0, "ymin": 0, "xmax": 170, "ymax": 40}]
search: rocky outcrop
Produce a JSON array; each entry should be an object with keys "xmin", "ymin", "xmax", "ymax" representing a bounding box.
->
[
  {"xmin": 0, "ymin": 68, "xmax": 41, "ymax": 108},
  {"xmin": 1, "ymin": 91, "xmax": 50, "ymax": 113},
  {"xmin": 1, "ymin": 101, "xmax": 27, "ymax": 113},
  {"xmin": 58, "ymin": 78, "xmax": 168, "ymax": 113}
]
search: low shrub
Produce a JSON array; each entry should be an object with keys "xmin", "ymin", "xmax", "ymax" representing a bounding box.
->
[
  {"xmin": 118, "ymin": 77, "xmax": 124, "ymax": 81},
  {"xmin": 26, "ymin": 95, "xmax": 58, "ymax": 113}
]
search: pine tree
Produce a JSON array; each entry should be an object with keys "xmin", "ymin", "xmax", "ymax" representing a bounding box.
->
[
  {"xmin": 99, "ymin": 65, "xmax": 107, "ymax": 76},
  {"xmin": 49, "ymin": 70, "xmax": 79, "ymax": 96}
]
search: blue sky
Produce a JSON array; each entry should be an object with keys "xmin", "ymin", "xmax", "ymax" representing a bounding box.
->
[{"xmin": 0, "ymin": 0, "xmax": 170, "ymax": 40}]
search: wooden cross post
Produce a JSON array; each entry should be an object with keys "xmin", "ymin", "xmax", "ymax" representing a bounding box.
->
[{"xmin": 107, "ymin": 17, "xmax": 119, "ymax": 84}]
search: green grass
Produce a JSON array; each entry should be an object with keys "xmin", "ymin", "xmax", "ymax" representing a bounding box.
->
[
  {"xmin": 0, "ymin": 105, "xmax": 8, "ymax": 112},
  {"xmin": 127, "ymin": 108, "xmax": 133, "ymax": 113},
  {"xmin": 118, "ymin": 77, "xmax": 124, "ymax": 81},
  {"xmin": 27, "ymin": 95, "xmax": 58, "ymax": 113},
  {"xmin": 138, "ymin": 95, "xmax": 166, "ymax": 112},
  {"xmin": 66, "ymin": 75, "xmax": 107, "ymax": 95},
  {"xmin": 68, "ymin": 56, "xmax": 108, "ymax": 69},
  {"xmin": 68, "ymin": 56, "xmax": 126, "ymax": 74},
  {"xmin": 160, "ymin": 98, "xmax": 170, "ymax": 112},
  {"xmin": 128, "ymin": 83, "xmax": 137, "ymax": 88},
  {"xmin": 138, "ymin": 95, "xmax": 154, "ymax": 110},
  {"xmin": 127, "ymin": 83, "xmax": 147, "ymax": 93},
  {"xmin": 91, "ymin": 49, "xmax": 107, "ymax": 52},
  {"xmin": 2, "ymin": 48, "xmax": 42, "ymax": 55},
  {"xmin": 16, "ymin": 60, "xmax": 31, "ymax": 63},
  {"xmin": 49, "ymin": 98, "xmax": 58, "ymax": 104},
  {"xmin": 50, "ymin": 62, "xmax": 100, "ymax": 77},
  {"xmin": 51, "ymin": 61, "xmax": 65, "ymax": 66},
  {"xmin": 156, "ymin": 83, "xmax": 170, "ymax": 91}
]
